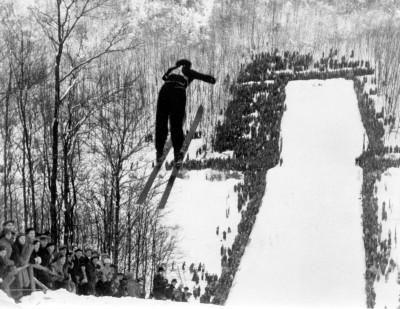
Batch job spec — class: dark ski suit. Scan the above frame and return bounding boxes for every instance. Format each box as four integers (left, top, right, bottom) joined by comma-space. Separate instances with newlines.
155, 67, 216, 156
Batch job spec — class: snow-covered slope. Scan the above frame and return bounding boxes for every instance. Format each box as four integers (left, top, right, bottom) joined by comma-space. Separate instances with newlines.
228, 79, 366, 307
373, 168, 400, 308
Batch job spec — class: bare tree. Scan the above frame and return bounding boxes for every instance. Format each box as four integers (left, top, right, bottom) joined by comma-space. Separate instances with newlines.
32, 0, 137, 244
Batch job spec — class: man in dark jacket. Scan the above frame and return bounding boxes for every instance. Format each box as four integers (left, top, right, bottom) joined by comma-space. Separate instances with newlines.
155, 59, 216, 167
152, 266, 168, 300
79, 248, 92, 295
165, 278, 177, 300
71, 248, 86, 295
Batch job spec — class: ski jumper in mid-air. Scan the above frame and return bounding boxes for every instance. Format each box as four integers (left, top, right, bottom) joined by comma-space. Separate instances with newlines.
155, 59, 216, 167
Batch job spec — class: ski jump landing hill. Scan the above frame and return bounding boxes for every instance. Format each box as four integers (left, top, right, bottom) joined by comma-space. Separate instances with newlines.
228, 79, 366, 307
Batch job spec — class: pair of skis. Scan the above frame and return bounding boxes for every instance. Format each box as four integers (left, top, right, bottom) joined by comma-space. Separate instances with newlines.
136, 105, 204, 209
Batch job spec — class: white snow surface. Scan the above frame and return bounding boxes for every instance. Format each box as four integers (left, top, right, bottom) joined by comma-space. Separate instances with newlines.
228, 79, 366, 308
374, 168, 400, 309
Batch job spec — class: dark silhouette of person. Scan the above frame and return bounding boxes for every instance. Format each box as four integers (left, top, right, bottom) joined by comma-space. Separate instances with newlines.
155, 59, 216, 167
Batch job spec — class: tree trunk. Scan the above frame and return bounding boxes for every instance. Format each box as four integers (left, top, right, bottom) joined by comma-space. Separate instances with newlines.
22, 135, 28, 227
3, 66, 12, 221
127, 211, 131, 272
50, 4, 64, 244
113, 168, 121, 268
63, 137, 72, 245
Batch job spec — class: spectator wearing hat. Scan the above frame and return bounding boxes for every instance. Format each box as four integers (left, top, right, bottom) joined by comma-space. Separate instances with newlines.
182, 286, 192, 302
0, 244, 15, 298
71, 248, 86, 295
165, 278, 177, 300
153, 266, 168, 300
38, 235, 50, 262
42, 242, 55, 267
57, 246, 68, 257
0, 221, 15, 239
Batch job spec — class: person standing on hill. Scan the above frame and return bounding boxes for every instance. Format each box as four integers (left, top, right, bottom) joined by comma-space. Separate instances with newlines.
155, 59, 216, 167
152, 266, 168, 300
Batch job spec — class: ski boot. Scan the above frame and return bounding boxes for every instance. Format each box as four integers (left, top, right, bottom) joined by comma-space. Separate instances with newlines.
155, 152, 164, 167
174, 151, 184, 168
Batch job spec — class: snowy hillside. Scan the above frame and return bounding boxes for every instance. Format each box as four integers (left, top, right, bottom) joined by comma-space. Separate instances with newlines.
228, 79, 366, 307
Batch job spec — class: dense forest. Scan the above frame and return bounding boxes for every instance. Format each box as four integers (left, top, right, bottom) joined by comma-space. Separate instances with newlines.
0, 0, 399, 284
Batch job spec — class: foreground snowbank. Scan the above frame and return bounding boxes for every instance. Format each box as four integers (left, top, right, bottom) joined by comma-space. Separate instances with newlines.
16, 289, 216, 308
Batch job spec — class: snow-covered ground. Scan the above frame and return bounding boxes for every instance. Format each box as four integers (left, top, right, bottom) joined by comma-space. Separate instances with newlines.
228, 79, 366, 308
374, 168, 400, 309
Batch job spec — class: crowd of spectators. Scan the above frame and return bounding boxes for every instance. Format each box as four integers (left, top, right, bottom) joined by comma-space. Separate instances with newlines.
150, 264, 218, 304
237, 49, 373, 83
0, 222, 145, 301
178, 49, 386, 305
353, 76, 400, 307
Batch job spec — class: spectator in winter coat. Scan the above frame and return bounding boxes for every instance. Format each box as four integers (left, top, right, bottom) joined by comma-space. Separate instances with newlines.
63, 252, 75, 293
51, 254, 71, 291
0, 244, 15, 298
38, 236, 51, 266
165, 278, 177, 300
182, 287, 192, 302
79, 248, 92, 295
10, 234, 29, 295
0, 228, 14, 267
29, 240, 41, 265
193, 285, 201, 299
152, 266, 168, 300
22, 228, 36, 288
200, 287, 211, 304
71, 248, 87, 295
11, 234, 27, 265
84, 255, 99, 296
97, 258, 112, 296
35, 239, 55, 289
192, 271, 200, 285
125, 272, 142, 298
171, 283, 184, 301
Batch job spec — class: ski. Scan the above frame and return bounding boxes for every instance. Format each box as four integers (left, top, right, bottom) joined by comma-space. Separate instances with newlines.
136, 138, 172, 205
158, 105, 204, 210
